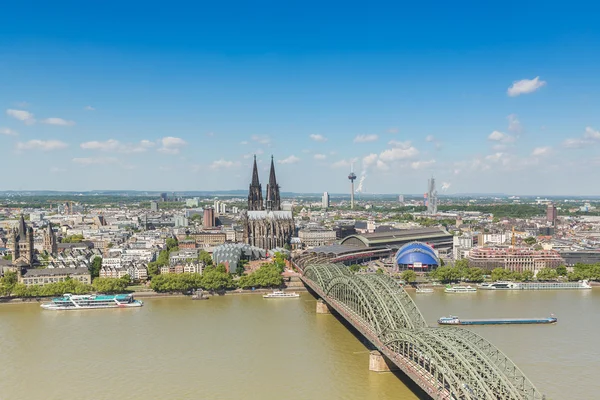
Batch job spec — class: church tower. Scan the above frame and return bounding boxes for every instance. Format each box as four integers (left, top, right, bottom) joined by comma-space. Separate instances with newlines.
11, 215, 34, 266
265, 156, 281, 211
43, 223, 58, 255
247, 155, 264, 211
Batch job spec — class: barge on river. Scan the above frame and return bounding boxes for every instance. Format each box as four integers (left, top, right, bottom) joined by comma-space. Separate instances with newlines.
438, 315, 557, 325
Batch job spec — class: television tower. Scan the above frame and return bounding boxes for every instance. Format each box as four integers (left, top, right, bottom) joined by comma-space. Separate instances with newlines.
348, 163, 357, 209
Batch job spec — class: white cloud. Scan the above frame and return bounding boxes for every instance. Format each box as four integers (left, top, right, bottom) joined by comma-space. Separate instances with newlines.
376, 159, 390, 171
486, 152, 505, 162
210, 159, 242, 170
41, 117, 76, 126
387, 127, 399, 134
441, 182, 451, 191
72, 157, 118, 165
488, 130, 515, 143
0, 127, 18, 136
332, 159, 351, 168
388, 140, 412, 148
354, 134, 378, 143
50, 167, 66, 173
84, 106, 95, 111
584, 127, 600, 140
362, 153, 378, 167
6, 109, 35, 125
532, 147, 551, 157
240, 141, 248, 145
425, 135, 435, 142
379, 145, 419, 162
251, 135, 271, 145
410, 159, 436, 169
313, 153, 327, 160
507, 76, 546, 97
507, 114, 522, 133
81, 139, 154, 153
16, 140, 68, 151
309, 134, 327, 142
278, 155, 300, 164
158, 136, 187, 155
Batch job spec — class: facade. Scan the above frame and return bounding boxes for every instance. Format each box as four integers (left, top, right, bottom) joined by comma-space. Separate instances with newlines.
10, 215, 35, 266
242, 156, 294, 250
559, 251, 600, 266
150, 201, 159, 212
468, 247, 564, 273
395, 242, 440, 272
99, 263, 148, 281
298, 227, 337, 248
192, 231, 227, 247
547, 203, 558, 225
322, 192, 330, 209
425, 177, 438, 214
203, 208, 215, 228
340, 227, 453, 253
20, 267, 91, 286
169, 249, 199, 265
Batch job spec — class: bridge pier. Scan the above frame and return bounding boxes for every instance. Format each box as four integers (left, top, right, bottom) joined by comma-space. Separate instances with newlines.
369, 351, 398, 372
316, 299, 331, 314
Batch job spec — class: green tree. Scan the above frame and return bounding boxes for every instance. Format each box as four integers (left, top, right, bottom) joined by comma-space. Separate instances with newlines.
536, 268, 558, 281
93, 277, 129, 293
521, 270, 534, 281
166, 238, 179, 251
523, 237, 537, 246
376, 268, 384, 275
238, 264, 283, 289
200, 270, 235, 291
147, 262, 161, 278
89, 257, 102, 279
491, 268, 512, 282
2, 254, 11, 261
431, 266, 461, 283
198, 250, 213, 266
401, 270, 417, 283
61, 234, 85, 243
349, 264, 361, 273
0, 271, 18, 296
215, 263, 228, 274
556, 265, 568, 276
465, 267, 484, 283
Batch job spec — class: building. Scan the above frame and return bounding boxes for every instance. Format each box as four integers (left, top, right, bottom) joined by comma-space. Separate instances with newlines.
169, 249, 199, 265
425, 177, 438, 214
559, 251, 600, 266
43, 223, 58, 255
242, 156, 294, 250
468, 247, 563, 273
150, 201, 159, 212
20, 267, 91, 286
547, 203, 558, 226
340, 227, 453, 255
174, 215, 189, 228
394, 242, 440, 272
212, 243, 266, 272
203, 208, 216, 228
10, 215, 35, 266
321, 192, 330, 209
160, 193, 168, 202
298, 227, 337, 248
192, 231, 227, 247
398, 195, 405, 203
186, 198, 199, 208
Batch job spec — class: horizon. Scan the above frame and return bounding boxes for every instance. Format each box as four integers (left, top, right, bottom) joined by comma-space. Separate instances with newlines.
2, 2, 600, 195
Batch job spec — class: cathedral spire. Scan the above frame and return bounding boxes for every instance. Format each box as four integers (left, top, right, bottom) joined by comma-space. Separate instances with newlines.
248, 155, 263, 211
18, 214, 26, 236
266, 155, 281, 211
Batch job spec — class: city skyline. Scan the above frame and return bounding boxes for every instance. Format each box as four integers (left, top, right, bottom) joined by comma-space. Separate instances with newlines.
2, 2, 600, 195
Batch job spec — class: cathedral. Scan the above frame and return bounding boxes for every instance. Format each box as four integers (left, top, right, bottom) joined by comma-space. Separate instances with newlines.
242, 156, 294, 250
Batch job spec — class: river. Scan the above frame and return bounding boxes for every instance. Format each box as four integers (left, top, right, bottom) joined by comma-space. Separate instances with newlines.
0, 289, 596, 400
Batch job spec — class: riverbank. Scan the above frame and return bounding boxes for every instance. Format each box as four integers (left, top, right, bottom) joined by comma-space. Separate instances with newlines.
0, 285, 309, 304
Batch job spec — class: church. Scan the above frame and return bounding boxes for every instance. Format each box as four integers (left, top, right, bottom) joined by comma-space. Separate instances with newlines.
241, 156, 294, 250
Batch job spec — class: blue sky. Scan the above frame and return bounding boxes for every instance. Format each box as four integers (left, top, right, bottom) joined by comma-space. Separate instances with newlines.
2, 1, 600, 195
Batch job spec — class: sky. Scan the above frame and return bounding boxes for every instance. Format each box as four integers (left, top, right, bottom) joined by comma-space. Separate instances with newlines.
2, 1, 600, 195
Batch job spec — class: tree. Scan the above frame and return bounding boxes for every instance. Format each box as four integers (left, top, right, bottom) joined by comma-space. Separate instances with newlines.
491, 268, 512, 282
147, 262, 161, 278
376, 268, 384, 275
61, 234, 85, 243
465, 267, 484, 283
273, 252, 287, 272
93, 277, 129, 293
238, 264, 283, 289
198, 250, 213, 266
431, 266, 461, 283
89, 257, 102, 279
166, 238, 178, 251
401, 270, 417, 283
523, 237, 537, 246
556, 265, 568, 276
0, 271, 18, 296
200, 270, 235, 291
521, 270, 534, 281
215, 263, 228, 274
349, 264, 361, 273
536, 268, 558, 281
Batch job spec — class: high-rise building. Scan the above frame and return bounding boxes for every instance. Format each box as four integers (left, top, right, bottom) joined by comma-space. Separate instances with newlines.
426, 177, 438, 214
242, 155, 294, 249
322, 191, 330, 209
348, 166, 356, 209
547, 203, 558, 226
203, 208, 215, 228
160, 193, 168, 202
398, 195, 405, 203
150, 201, 159, 212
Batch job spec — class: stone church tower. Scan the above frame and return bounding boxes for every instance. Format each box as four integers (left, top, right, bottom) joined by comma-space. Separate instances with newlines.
43, 223, 58, 255
10, 215, 35, 266
248, 155, 264, 211
265, 156, 281, 211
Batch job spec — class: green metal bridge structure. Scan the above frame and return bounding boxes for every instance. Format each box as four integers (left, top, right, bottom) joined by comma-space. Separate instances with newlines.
300, 262, 546, 400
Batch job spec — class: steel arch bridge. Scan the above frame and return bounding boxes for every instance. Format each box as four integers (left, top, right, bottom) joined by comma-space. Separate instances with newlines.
302, 263, 545, 400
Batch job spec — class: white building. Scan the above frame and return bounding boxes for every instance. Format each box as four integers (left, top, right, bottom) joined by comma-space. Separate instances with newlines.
322, 192, 330, 209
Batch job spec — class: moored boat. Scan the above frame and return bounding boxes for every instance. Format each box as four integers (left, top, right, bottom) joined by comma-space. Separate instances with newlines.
41, 293, 143, 310
480, 280, 591, 290
438, 315, 558, 325
416, 287, 434, 293
444, 285, 477, 293
263, 290, 300, 298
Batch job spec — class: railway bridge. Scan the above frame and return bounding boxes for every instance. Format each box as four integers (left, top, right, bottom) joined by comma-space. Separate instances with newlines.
300, 263, 546, 400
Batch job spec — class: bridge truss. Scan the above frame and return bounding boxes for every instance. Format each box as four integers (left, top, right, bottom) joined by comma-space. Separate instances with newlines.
302, 263, 545, 400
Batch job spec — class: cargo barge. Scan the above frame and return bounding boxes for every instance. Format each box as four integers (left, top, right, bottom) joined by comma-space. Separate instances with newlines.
438, 315, 557, 325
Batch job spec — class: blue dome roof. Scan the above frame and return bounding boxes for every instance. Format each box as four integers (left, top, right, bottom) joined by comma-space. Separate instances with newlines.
395, 242, 439, 266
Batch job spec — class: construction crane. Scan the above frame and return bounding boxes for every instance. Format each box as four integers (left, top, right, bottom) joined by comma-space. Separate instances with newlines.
511, 226, 516, 248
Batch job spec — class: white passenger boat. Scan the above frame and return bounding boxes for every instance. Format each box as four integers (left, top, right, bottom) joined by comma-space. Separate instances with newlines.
444, 286, 477, 293
480, 280, 592, 290
41, 293, 143, 310
263, 290, 300, 298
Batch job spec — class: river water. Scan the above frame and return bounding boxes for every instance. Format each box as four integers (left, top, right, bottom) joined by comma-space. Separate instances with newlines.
0, 289, 597, 400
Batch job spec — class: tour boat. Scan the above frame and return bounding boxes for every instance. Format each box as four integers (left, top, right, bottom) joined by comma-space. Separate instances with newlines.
480, 280, 591, 290
416, 287, 434, 293
438, 315, 558, 325
444, 285, 477, 293
41, 293, 143, 310
263, 290, 300, 298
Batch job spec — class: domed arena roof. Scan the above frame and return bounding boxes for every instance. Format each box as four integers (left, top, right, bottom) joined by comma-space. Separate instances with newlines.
395, 242, 439, 266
